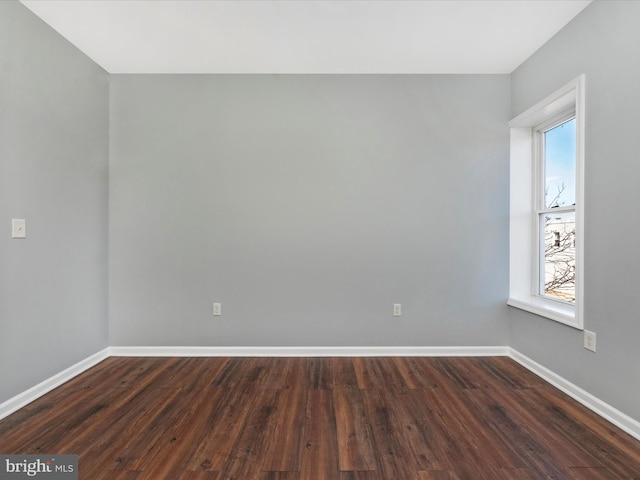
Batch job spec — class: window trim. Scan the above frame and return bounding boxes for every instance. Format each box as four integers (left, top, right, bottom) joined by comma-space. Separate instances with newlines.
508, 75, 585, 330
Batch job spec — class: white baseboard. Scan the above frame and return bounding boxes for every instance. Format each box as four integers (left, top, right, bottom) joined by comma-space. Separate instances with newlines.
0, 348, 110, 421
509, 348, 640, 442
0, 345, 506, 421
2, 345, 639, 443
108, 345, 510, 357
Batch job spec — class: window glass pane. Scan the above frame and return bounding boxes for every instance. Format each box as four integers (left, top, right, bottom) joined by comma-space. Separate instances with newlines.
544, 118, 576, 208
542, 211, 575, 303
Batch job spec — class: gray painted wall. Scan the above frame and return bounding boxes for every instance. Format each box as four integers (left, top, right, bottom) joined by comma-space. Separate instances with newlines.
0, 2, 109, 403
510, 1, 640, 421
109, 74, 511, 346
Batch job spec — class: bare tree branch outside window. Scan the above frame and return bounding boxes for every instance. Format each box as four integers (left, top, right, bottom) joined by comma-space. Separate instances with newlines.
543, 184, 575, 302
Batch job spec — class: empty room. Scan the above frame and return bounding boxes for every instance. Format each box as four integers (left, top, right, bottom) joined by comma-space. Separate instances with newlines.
1, 0, 639, 478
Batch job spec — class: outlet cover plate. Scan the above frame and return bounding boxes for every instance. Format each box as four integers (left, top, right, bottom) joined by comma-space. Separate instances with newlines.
584, 330, 596, 352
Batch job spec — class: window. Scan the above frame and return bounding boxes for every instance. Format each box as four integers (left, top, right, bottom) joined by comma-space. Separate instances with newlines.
537, 115, 576, 303
508, 75, 585, 329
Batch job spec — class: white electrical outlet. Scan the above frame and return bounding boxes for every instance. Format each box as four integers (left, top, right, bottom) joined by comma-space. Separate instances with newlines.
584, 330, 596, 352
393, 304, 402, 316
213, 303, 222, 316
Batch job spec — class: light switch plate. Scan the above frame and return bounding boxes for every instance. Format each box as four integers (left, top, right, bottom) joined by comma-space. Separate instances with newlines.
12, 219, 26, 238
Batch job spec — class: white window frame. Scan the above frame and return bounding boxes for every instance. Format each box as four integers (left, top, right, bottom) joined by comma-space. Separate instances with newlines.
508, 75, 585, 329
535, 111, 576, 302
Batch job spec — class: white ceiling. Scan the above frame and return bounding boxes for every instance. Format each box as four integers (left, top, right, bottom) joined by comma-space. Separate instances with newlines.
20, 0, 592, 74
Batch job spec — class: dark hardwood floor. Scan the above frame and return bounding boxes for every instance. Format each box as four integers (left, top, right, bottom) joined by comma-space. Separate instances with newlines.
1, 356, 639, 480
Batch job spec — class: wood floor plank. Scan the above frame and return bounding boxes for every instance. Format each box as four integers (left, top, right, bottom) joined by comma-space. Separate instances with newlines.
0, 358, 143, 452
493, 468, 546, 480
351, 357, 378, 389
65, 361, 219, 464
538, 382, 640, 465
432, 357, 486, 389
522, 386, 640, 479
306, 357, 334, 390
82, 387, 185, 478
110, 390, 199, 471
471, 357, 535, 389
300, 389, 339, 480
333, 386, 378, 471
360, 387, 417, 479
177, 473, 220, 480
259, 472, 300, 480
388, 389, 452, 471
131, 388, 227, 477
332, 357, 359, 387
399, 357, 441, 389
487, 357, 550, 389
390, 357, 425, 389
158, 357, 230, 391
259, 358, 291, 390
218, 388, 280, 480
417, 471, 462, 480
460, 357, 528, 390
373, 357, 414, 390
422, 385, 528, 471
2, 359, 180, 453
355, 357, 414, 390
210, 357, 258, 390
80, 393, 180, 474
92, 361, 230, 476
261, 376, 307, 472
487, 388, 582, 472
568, 467, 618, 480
183, 387, 257, 471
0, 356, 639, 480
464, 386, 604, 478
156, 386, 228, 474
338, 472, 384, 480
103, 471, 142, 480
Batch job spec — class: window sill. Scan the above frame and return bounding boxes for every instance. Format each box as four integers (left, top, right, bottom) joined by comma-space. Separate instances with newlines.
508, 296, 582, 330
